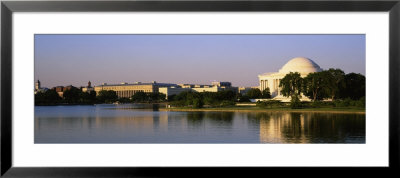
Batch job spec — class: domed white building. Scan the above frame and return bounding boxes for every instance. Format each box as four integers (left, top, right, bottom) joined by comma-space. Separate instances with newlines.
258, 57, 323, 100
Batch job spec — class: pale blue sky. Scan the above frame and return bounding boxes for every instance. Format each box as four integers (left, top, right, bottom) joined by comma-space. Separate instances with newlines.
35, 34, 365, 88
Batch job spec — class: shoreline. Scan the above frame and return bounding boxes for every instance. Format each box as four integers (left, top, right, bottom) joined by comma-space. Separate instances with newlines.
159, 107, 366, 114
35, 102, 168, 106
35, 103, 365, 114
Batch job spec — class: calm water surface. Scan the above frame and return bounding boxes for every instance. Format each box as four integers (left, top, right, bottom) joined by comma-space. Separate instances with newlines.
35, 104, 365, 143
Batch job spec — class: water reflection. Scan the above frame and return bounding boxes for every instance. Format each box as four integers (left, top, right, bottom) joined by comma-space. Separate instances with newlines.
103, 103, 162, 111
246, 112, 365, 143
35, 105, 365, 143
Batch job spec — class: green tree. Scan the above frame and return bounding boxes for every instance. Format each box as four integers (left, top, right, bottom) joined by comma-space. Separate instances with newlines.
338, 73, 365, 100
246, 88, 262, 99
192, 98, 203, 108
131, 91, 148, 102
167, 94, 177, 101
217, 90, 236, 101
303, 72, 325, 101
174, 91, 190, 101
157, 93, 167, 101
238, 94, 250, 102
324, 68, 345, 100
261, 87, 271, 99
131, 92, 166, 103
290, 94, 302, 109
148, 93, 158, 102
63, 87, 82, 103
169, 91, 190, 107
279, 72, 303, 99
35, 91, 46, 104
97, 90, 118, 103
280, 72, 303, 108
185, 92, 203, 108
118, 97, 131, 103
35, 89, 62, 105
202, 92, 218, 106
147, 92, 166, 102
46, 90, 62, 102
79, 91, 97, 104
169, 90, 237, 108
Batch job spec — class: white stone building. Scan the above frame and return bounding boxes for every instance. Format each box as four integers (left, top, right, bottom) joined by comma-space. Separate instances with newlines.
158, 87, 192, 99
258, 57, 323, 101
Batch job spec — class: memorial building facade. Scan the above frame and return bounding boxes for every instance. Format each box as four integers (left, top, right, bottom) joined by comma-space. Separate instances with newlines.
258, 57, 323, 100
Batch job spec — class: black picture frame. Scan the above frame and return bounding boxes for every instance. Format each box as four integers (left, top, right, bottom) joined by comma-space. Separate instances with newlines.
1, 0, 399, 177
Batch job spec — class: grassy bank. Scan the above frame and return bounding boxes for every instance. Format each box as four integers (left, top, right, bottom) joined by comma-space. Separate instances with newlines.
160, 106, 365, 114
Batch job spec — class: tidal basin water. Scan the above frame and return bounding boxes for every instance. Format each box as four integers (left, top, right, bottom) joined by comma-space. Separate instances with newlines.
35, 104, 365, 143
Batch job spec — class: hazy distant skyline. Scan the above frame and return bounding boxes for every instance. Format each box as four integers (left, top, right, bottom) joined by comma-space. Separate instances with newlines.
35, 34, 365, 88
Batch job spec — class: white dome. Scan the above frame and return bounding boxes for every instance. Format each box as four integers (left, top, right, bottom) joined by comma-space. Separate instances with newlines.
278, 57, 322, 74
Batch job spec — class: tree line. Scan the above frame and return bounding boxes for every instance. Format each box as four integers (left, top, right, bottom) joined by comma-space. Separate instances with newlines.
243, 68, 365, 109
279, 68, 365, 101
228, 87, 272, 103
278, 68, 365, 108
35, 68, 364, 108
168, 90, 238, 108
35, 87, 99, 105
35, 87, 166, 105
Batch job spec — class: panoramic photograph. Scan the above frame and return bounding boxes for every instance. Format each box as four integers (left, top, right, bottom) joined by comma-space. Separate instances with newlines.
34, 34, 366, 143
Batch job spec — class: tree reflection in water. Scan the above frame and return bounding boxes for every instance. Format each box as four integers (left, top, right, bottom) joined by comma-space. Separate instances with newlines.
247, 112, 365, 143
35, 105, 365, 143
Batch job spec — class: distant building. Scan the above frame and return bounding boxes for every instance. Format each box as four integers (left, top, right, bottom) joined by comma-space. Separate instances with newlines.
158, 87, 191, 99
35, 80, 41, 90
178, 84, 195, 88
178, 84, 211, 88
238, 87, 252, 95
52, 85, 74, 98
82, 81, 94, 93
211, 81, 232, 87
158, 81, 238, 99
34, 80, 48, 94
191, 86, 224, 93
94, 81, 178, 98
